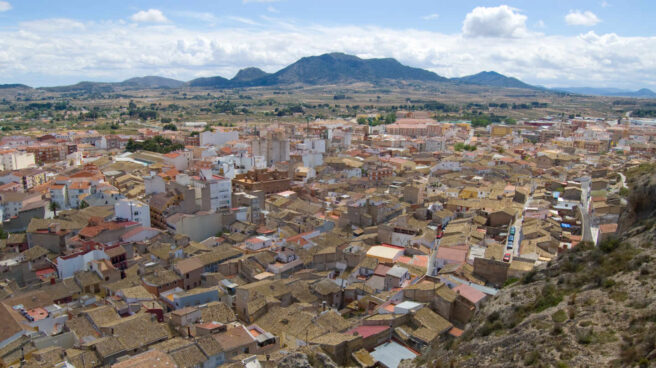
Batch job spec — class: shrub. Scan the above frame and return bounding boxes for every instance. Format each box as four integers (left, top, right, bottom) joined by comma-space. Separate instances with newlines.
503, 277, 519, 287
599, 238, 621, 253
552, 310, 568, 323
533, 284, 563, 313
487, 311, 500, 323
576, 329, 594, 345
524, 351, 540, 366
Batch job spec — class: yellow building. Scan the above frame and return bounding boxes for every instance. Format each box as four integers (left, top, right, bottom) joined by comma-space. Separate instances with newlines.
491, 125, 513, 137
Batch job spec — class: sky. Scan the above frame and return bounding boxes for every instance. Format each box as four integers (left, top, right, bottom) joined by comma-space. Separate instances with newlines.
0, 0, 654, 89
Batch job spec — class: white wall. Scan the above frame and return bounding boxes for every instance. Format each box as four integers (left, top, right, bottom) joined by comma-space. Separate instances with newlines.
56, 249, 108, 279
115, 199, 151, 228
145, 175, 166, 195
200, 131, 239, 147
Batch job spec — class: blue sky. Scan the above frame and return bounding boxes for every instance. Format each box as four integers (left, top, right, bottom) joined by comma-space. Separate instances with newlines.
0, 0, 654, 88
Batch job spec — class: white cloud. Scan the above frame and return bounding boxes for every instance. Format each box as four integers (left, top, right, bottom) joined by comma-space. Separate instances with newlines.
243, 0, 279, 3
19, 18, 86, 32
174, 11, 218, 23
565, 10, 601, 26
462, 5, 528, 38
601, 1, 610, 8
535, 20, 546, 29
227, 16, 258, 26
267, 6, 279, 13
422, 13, 439, 21
131, 9, 168, 23
1, 17, 655, 90
0, 1, 11, 12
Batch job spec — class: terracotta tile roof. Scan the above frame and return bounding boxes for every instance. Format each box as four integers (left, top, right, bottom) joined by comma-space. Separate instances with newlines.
452, 284, 486, 304
213, 325, 254, 352
79, 220, 138, 238
346, 325, 389, 338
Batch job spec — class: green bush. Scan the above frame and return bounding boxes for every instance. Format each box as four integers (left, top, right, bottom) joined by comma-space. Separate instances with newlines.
552, 310, 568, 323
503, 277, 519, 287
599, 238, 621, 253
524, 351, 540, 366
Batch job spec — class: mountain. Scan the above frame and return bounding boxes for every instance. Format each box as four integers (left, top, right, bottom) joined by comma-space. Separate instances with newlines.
120, 76, 185, 89
0, 84, 31, 90
189, 53, 448, 88
188, 75, 232, 88
231, 67, 270, 83
554, 87, 656, 98
40, 81, 115, 93
403, 164, 656, 368
452, 71, 541, 90
259, 52, 448, 85
22, 53, 651, 94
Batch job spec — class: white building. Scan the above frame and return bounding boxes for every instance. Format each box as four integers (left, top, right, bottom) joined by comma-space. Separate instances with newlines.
215, 154, 266, 179
49, 184, 68, 210
194, 172, 232, 211
431, 160, 461, 172
164, 151, 192, 171
245, 236, 273, 251
115, 199, 151, 228
301, 152, 323, 168
0, 192, 42, 220
67, 182, 92, 209
425, 137, 446, 153
184, 121, 207, 128
251, 136, 290, 166
200, 130, 239, 147
55, 248, 109, 279
300, 138, 326, 153
145, 174, 166, 195
0, 150, 35, 171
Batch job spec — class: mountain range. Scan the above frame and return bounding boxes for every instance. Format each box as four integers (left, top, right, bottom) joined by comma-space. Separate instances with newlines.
553, 86, 656, 98
2, 52, 654, 98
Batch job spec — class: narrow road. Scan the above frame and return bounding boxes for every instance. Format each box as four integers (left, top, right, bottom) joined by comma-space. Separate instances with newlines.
580, 179, 594, 244
618, 173, 627, 189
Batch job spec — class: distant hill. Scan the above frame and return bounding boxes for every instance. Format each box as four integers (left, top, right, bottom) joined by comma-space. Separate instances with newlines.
189, 53, 448, 88
40, 81, 115, 93
120, 76, 185, 89
554, 87, 656, 98
18, 52, 649, 95
257, 53, 448, 86
188, 75, 232, 88
0, 84, 31, 90
451, 71, 541, 90
231, 67, 270, 83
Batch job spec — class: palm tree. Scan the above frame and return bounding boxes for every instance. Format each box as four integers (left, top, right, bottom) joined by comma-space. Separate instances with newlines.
49, 201, 60, 217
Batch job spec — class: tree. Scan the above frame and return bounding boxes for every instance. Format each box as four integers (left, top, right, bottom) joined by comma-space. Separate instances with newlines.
49, 201, 60, 217
384, 112, 396, 125
163, 123, 177, 131
126, 138, 138, 152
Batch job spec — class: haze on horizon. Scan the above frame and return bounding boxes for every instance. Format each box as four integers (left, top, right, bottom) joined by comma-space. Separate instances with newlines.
0, 0, 654, 89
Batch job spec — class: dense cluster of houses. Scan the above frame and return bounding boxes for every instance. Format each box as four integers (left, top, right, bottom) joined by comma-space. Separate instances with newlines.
0, 113, 649, 367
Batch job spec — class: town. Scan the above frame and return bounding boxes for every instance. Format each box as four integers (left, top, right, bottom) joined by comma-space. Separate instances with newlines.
0, 106, 650, 368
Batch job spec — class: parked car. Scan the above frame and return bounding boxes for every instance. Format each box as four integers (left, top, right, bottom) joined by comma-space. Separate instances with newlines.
503, 253, 511, 262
